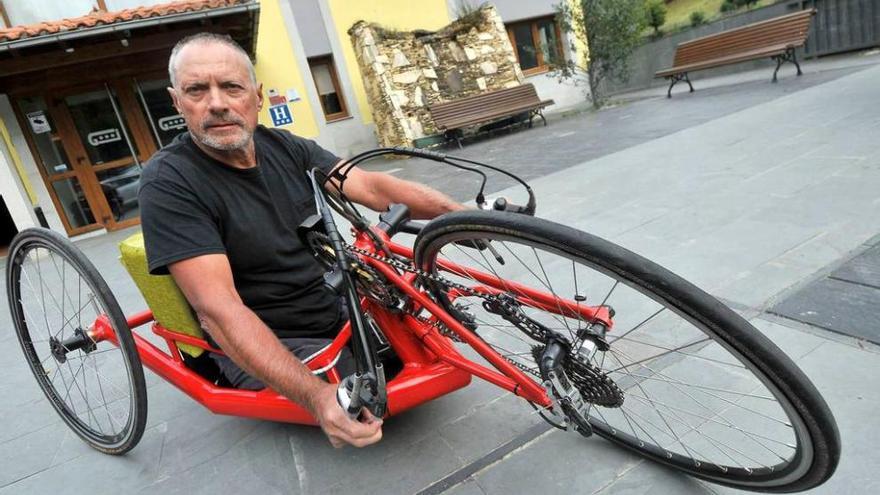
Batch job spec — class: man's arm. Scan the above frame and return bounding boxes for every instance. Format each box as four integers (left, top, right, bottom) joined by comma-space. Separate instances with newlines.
327, 163, 466, 219
168, 253, 382, 448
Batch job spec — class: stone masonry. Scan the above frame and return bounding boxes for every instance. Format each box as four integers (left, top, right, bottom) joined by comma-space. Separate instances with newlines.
349, 5, 525, 148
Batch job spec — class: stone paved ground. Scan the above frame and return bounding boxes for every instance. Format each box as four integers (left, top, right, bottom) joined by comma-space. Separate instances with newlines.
2, 52, 879, 494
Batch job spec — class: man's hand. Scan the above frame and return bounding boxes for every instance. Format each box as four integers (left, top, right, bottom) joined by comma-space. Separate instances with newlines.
311, 383, 383, 448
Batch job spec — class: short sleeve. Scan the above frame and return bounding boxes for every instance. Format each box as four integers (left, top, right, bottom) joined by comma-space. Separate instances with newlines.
139, 179, 226, 275
272, 128, 341, 175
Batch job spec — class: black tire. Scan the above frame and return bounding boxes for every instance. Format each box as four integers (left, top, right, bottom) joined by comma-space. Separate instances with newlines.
6, 228, 147, 454
414, 211, 839, 493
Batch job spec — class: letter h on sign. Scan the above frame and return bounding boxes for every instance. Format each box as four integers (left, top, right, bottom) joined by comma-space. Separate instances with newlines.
269, 104, 293, 127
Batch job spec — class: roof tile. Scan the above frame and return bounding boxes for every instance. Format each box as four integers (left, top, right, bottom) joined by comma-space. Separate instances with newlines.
0, 0, 250, 43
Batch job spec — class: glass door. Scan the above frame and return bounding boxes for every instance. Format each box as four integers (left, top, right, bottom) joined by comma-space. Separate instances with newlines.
17, 81, 158, 234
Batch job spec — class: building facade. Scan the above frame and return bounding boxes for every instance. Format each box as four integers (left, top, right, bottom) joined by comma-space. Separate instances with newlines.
0, 0, 587, 244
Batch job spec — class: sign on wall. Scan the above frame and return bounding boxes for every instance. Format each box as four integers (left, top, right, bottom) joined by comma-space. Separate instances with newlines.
269, 104, 293, 127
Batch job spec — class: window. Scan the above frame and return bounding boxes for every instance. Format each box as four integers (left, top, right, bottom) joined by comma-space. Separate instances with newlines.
308, 55, 349, 122
506, 16, 565, 75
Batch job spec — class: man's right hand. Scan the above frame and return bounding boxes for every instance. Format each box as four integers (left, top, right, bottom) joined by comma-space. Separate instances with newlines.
312, 383, 383, 448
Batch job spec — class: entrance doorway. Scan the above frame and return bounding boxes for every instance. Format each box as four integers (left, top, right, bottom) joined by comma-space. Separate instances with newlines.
14, 77, 186, 236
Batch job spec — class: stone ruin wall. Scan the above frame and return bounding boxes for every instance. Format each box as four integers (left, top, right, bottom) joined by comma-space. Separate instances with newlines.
349, 5, 525, 148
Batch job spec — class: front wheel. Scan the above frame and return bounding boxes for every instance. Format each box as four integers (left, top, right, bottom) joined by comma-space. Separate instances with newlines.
6, 228, 147, 454
414, 211, 839, 493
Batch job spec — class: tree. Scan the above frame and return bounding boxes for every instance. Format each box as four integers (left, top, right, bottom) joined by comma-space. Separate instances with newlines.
554, 0, 647, 109
645, 0, 667, 37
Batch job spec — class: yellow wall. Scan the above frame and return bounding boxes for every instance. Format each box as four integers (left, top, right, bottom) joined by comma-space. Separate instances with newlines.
254, 0, 320, 137
327, 0, 452, 124
566, 0, 591, 68
0, 117, 37, 205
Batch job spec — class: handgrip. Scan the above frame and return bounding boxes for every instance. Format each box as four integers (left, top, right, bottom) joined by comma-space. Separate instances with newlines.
390, 146, 447, 161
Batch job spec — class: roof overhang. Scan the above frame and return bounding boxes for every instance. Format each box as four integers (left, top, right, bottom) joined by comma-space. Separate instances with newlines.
0, 2, 259, 55
0, 1, 260, 94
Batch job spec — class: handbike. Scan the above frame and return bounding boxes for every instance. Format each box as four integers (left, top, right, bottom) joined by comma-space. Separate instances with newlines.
6, 147, 839, 492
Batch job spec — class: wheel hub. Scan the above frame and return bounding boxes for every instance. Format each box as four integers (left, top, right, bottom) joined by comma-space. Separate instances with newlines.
48, 328, 97, 364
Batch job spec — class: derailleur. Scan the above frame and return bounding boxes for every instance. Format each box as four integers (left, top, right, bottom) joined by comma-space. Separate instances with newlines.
539, 340, 593, 437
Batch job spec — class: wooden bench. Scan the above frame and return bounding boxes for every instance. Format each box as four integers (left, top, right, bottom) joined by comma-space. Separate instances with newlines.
655, 9, 816, 98
429, 83, 554, 147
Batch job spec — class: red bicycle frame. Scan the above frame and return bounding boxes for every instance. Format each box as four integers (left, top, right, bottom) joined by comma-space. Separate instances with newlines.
92, 226, 614, 425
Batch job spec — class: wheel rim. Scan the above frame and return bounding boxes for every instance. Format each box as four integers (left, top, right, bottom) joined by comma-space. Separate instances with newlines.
420, 229, 812, 487
9, 240, 138, 449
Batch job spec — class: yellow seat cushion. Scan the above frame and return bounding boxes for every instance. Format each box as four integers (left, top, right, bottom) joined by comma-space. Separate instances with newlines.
119, 232, 205, 357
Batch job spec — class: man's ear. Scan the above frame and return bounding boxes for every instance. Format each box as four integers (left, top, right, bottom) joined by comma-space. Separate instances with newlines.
167, 87, 181, 113
256, 82, 264, 111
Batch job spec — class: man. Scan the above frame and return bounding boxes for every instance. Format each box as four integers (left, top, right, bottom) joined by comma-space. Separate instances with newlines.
139, 33, 464, 448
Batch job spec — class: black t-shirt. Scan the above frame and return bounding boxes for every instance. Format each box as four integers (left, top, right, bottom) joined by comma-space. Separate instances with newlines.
139, 125, 344, 339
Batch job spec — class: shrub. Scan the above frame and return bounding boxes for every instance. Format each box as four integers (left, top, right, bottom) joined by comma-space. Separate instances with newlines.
736, 0, 760, 8
645, 0, 667, 37
690, 10, 707, 27
720, 0, 737, 13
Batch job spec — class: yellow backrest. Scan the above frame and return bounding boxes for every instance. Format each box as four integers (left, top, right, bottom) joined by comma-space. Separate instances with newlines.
118, 232, 205, 357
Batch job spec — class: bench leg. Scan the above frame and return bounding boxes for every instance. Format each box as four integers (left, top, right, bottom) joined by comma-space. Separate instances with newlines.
772, 56, 783, 83
773, 49, 801, 83
444, 130, 463, 149
667, 73, 693, 98
534, 109, 548, 127
792, 49, 803, 76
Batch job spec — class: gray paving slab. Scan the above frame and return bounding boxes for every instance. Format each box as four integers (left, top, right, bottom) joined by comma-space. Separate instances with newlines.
831, 245, 880, 289
3, 56, 880, 494
770, 278, 880, 343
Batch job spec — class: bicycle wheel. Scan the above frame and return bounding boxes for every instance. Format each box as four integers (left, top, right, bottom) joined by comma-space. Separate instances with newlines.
414, 211, 839, 493
6, 228, 147, 454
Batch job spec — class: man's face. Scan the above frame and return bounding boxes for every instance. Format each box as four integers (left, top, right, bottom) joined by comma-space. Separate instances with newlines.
169, 42, 263, 152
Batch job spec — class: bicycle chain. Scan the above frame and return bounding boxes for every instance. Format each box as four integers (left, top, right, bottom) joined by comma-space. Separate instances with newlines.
331, 238, 623, 407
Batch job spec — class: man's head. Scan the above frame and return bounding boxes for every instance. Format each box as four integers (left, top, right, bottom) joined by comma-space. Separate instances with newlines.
167, 33, 263, 154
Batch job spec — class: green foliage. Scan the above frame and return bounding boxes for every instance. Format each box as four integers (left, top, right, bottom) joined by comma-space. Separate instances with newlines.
645, 0, 668, 36
555, 0, 647, 108
689, 10, 707, 26
720, 0, 759, 13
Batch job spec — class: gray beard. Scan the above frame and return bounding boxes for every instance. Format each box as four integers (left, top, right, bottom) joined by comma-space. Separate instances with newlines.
191, 129, 252, 152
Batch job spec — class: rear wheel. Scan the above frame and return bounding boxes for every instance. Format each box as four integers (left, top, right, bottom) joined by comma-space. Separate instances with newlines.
6, 228, 147, 454
414, 211, 839, 493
